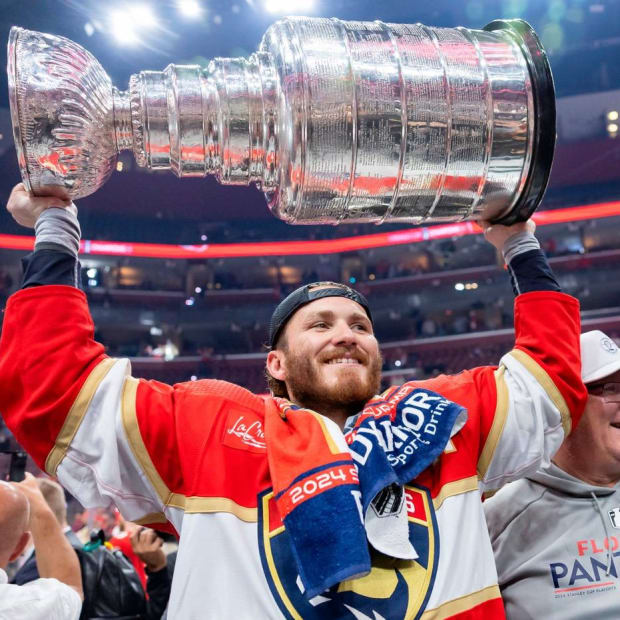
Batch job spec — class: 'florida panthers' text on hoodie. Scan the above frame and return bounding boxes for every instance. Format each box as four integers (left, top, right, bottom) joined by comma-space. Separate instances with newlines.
484, 463, 620, 619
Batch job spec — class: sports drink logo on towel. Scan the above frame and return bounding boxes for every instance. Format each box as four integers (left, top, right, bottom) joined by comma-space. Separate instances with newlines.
347, 385, 461, 470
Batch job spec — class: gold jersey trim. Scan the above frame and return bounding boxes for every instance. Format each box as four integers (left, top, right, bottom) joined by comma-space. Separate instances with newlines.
421, 584, 501, 619
509, 348, 571, 436
477, 366, 509, 480
45, 357, 117, 475
432, 476, 479, 511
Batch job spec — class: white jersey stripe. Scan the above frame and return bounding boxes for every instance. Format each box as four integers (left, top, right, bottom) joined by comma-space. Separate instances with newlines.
424, 488, 499, 611
56, 358, 166, 523
508, 349, 570, 434
45, 357, 117, 475
479, 350, 566, 491
169, 512, 282, 619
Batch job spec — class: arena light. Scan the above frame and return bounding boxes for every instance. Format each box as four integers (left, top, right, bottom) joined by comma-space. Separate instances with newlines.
607, 110, 619, 122
608, 122, 619, 138
108, 5, 158, 46
109, 10, 140, 45
455, 283, 465, 291
177, 0, 203, 18
129, 4, 158, 28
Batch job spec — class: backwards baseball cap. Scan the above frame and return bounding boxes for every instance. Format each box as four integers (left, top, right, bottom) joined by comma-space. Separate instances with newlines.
269, 281, 372, 349
581, 330, 620, 384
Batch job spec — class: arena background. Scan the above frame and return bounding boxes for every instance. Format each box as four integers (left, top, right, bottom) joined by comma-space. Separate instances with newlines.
0, 0, 619, 483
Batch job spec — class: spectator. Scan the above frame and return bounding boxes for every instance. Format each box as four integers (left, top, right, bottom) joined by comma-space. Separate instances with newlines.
0, 473, 83, 619
484, 330, 620, 619
12, 478, 82, 586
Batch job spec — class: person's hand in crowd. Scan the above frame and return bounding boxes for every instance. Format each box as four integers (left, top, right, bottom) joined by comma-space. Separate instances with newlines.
130, 527, 167, 573
6, 182, 75, 229
478, 218, 536, 253
11, 472, 54, 523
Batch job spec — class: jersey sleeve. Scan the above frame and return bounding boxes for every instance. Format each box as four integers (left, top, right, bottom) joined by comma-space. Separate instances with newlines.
422, 291, 587, 491
0, 285, 186, 533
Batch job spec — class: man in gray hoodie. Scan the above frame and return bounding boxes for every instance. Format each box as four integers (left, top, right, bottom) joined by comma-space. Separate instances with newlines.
484, 329, 620, 619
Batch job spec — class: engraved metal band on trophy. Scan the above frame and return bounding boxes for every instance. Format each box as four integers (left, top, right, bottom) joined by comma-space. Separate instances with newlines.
7, 17, 555, 225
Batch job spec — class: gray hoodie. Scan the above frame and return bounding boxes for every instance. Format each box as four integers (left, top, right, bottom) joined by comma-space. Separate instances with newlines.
484, 463, 620, 619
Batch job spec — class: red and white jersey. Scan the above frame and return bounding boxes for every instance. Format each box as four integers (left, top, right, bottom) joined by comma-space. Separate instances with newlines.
0, 286, 586, 619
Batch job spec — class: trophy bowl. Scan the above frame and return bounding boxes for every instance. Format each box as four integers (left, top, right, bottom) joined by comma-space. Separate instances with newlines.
8, 27, 119, 200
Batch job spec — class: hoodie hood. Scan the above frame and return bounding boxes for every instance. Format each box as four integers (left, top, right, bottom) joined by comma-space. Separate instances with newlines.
528, 462, 619, 498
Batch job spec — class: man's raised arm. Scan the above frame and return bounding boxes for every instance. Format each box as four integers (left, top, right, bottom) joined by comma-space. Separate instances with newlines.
0, 184, 185, 534
418, 218, 587, 491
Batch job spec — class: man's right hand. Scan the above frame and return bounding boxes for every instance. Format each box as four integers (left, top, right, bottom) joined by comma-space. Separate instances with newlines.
7, 183, 74, 229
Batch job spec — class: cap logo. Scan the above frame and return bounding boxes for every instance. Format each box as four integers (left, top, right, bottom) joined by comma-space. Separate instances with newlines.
601, 337, 618, 355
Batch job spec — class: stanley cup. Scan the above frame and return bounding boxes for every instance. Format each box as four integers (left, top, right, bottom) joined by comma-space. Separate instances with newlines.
7, 17, 555, 225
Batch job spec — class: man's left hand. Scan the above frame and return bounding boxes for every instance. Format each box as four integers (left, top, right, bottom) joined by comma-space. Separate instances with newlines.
478, 218, 536, 253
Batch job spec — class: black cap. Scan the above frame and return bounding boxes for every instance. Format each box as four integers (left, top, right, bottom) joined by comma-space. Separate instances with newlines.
269, 281, 372, 348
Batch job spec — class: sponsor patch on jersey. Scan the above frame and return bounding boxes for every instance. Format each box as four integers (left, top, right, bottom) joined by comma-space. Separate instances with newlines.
609, 508, 620, 529
222, 410, 266, 453
257, 483, 439, 619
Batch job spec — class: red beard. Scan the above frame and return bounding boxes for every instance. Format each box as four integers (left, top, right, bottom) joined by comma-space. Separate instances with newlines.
283, 347, 382, 417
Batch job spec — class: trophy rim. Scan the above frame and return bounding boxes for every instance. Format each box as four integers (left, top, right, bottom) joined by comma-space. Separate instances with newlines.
7, 26, 32, 193
483, 18, 556, 225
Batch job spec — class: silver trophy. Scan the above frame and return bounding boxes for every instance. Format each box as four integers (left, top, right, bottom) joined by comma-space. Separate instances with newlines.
7, 17, 555, 225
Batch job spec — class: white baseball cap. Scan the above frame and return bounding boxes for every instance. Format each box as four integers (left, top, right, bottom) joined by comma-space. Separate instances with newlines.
580, 330, 620, 384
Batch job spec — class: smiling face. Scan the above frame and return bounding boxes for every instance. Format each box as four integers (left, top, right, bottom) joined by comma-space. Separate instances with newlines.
266, 296, 382, 422
555, 369, 620, 486
581, 369, 620, 465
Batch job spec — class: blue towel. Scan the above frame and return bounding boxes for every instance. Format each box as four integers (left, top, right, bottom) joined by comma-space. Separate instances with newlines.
265, 384, 467, 599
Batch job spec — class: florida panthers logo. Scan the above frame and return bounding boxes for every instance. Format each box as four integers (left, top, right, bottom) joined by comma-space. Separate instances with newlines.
257, 484, 439, 619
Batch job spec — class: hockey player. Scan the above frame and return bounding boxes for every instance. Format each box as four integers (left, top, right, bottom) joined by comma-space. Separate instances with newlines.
0, 183, 586, 619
